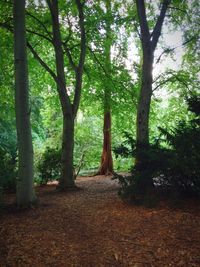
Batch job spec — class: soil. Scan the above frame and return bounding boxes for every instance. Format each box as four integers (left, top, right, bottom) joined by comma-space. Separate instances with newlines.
0, 175, 200, 267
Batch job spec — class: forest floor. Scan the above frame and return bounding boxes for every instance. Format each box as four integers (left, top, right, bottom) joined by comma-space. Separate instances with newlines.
0, 175, 200, 267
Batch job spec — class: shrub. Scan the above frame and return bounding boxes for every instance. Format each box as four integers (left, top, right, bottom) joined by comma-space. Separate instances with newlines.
37, 147, 61, 185
113, 94, 200, 200
0, 147, 17, 192
157, 121, 200, 195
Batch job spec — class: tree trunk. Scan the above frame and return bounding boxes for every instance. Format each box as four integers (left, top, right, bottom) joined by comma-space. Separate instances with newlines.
47, 0, 76, 189
135, 0, 170, 164
98, 0, 113, 175
45, 0, 86, 189
58, 116, 75, 189
135, 0, 170, 194
135, 48, 154, 192
98, 111, 113, 175
13, 0, 36, 207
136, 48, 153, 164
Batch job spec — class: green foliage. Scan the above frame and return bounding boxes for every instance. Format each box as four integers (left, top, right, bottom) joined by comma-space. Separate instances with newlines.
0, 0, 199, 204
156, 95, 200, 194
74, 115, 102, 173
0, 147, 17, 192
37, 147, 61, 185
113, 131, 136, 158
114, 95, 200, 200
157, 121, 200, 195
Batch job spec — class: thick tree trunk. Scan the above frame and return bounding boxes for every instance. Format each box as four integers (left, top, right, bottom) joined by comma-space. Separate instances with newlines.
13, 0, 36, 207
135, 0, 170, 195
135, 0, 170, 163
98, 111, 113, 175
58, 116, 75, 189
135, 48, 154, 192
136, 49, 153, 163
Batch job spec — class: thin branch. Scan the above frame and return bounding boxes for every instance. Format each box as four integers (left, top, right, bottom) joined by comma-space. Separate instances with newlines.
168, 6, 187, 14
27, 42, 57, 82
87, 46, 108, 77
26, 29, 53, 43
153, 74, 190, 92
62, 43, 77, 72
26, 11, 52, 39
0, 22, 56, 80
155, 35, 197, 64
153, 77, 174, 92
174, 75, 190, 90
63, 14, 73, 44
0, 21, 13, 32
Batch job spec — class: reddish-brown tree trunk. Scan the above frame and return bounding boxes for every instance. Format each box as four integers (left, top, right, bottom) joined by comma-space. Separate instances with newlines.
98, 111, 113, 175
97, 0, 113, 175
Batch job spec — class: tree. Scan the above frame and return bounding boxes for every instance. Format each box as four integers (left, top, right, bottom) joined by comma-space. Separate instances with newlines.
134, 0, 170, 187
85, 1, 135, 175
28, 0, 86, 190
13, 0, 36, 207
98, 0, 113, 175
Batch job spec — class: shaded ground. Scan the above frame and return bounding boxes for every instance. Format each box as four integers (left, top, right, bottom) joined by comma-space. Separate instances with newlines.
0, 175, 200, 267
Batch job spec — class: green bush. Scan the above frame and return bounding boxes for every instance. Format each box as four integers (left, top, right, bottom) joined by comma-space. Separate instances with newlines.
0, 147, 17, 192
37, 147, 61, 185
113, 95, 200, 200
157, 121, 200, 195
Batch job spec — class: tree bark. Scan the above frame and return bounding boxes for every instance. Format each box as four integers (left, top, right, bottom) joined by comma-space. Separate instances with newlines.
59, 116, 75, 188
136, 47, 153, 154
98, 0, 113, 175
13, 0, 36, 207
99, 111, 113, 175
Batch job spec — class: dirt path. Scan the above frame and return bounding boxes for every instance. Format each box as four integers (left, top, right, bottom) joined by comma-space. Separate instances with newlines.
0, 175, 200, 267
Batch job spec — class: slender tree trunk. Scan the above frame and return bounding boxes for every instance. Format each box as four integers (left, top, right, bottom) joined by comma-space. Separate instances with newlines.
99, 111, 113, 175
98, 0, 113, 175
13, 0, 36, 207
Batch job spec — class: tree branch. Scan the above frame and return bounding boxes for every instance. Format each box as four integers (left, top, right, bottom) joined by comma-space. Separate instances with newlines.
153, 73, 190, 92
151, 0, 171, 51
27, 41, 57, 82
62, 43, 77, 72
155, 35, 197, 64
73, 0, 87, 117
135, 0, 150, 44
26, 11, 52, 39
0, 21, 13, 32
26, 29, 53, 43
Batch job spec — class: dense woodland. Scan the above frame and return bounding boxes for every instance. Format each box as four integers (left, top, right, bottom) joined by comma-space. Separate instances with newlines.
0, 0, 200, 266
0, 0, 200, 206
